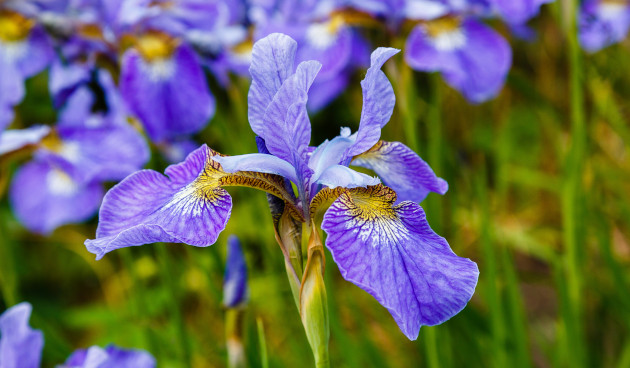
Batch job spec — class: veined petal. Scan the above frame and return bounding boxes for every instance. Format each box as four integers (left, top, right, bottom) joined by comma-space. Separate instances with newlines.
352, 141, 447, 203
344, 47, 399, 159
315, 164, 380, 189
248, 33, 297, 137
321, 185, 478, 340
85, 145, 232, 260
262, 59, 321, 168
85, 145, 300, 260
0, 303, 44, 368
213, 153, 299, 185
9, 160, 104, 235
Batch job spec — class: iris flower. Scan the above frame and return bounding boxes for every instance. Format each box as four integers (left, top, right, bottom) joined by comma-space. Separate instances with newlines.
223, 235, 249, 308
0, 302, 155, 368
579, 0, 630, 52
86, 33, 478, 340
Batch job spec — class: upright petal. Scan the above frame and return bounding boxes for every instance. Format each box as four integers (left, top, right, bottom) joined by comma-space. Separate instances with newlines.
261, 60, 321, 167
0, 302, 44, 368
352, 141, 448, 203
344, 47, 399, 159
120, 44, 215, 141
85, 145, 232, 260
248, 33, 297, 137
223, 235, 249, 308
321, 185, 478, 340
9, 160, 104, 234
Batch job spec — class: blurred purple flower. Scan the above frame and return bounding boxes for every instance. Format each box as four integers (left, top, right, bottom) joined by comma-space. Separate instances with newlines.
85, 33, 477, 340
223, 235, 249, 308
0, 302, 155, 368
405, 17, 511, 103
579, 0, 630, 52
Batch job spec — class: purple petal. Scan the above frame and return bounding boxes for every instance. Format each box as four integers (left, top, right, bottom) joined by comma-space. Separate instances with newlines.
307, 72, 349, 112
14, 26, 54, 78
120, 44, 215, 141
248, 33, 297, 137
493, 0, 552, 25
0, 302, 44, 368
344, 47, 399, 159
579, 1, 630, 52
223, 235, 249, 308
85, 145, 232, 260
261, 59, 321, 167
299, 25, 353, 80
0, 55, 24, 128
321, 186, 479, 340
9, 160, 104, 234
352, 141, 448, 203
65, 345, 156, 368
0, 125, 50, 155
212, 153, 299, 184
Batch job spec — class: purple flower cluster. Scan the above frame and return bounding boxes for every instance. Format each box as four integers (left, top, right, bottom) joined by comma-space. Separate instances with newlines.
86, 33, 479, 340
0, 302, 155, 368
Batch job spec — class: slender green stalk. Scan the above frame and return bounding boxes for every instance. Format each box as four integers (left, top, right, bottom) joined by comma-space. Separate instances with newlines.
256, 317, 269, 368
0, 208, 19, 306
398, 63, 420, 152
560, 0, 587, 365
225, 308, 247, 368
156, 244, 192, 367
476, 170, 508, 368
422, 327, 440, 368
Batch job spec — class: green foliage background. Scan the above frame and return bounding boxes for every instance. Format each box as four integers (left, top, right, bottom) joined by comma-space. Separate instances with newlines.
1, 3, 629, 367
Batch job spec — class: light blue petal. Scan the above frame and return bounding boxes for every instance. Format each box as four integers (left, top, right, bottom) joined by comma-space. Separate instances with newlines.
315, 164, 380, 189
212, 153, 299, 184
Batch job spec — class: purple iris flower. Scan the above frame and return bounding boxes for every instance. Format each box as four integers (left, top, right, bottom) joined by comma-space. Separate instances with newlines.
0, 302, 155, 368
405, 16, 511, 103
223, 235, 249, 308
0, 8, 53, 129
61, 344, 156, 368
579, 0, 630, 52
86, 33, 478, 340
0, 302, 44, 368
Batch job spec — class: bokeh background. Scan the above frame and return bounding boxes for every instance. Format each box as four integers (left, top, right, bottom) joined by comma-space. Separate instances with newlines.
1, 1, 629, 367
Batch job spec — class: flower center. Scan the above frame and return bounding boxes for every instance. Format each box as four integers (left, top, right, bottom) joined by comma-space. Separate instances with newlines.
306, 14, 345, 50
0, 10, 34, 43
47, 168, 78, 196
425, 17, 466, 51
135, 31, 178, 62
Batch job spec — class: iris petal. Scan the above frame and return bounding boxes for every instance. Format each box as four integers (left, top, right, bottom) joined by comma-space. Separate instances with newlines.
315, 164, 380, 189
352, 141, 447, 203
321, 185, 478, 340
0, 303, 44, 368
248, 33, 297, 137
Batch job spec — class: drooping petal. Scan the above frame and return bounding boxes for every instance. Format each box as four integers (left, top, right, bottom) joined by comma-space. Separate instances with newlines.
120, 44, 215, 141
9, 160, 104, 234
492, 0, 552, 25
344, 47, 399, 159
0, 125, 50, 155
579, 1, 630, 53
352, 141, 447, 203
64, 345, 156, 368
321, 185, 479, 340
223, 235, 249, 308
0, 55, 24, 130
261, 59, 321, 167
85, 145, 232, 260
13, 26, 54, 78
213, 153, 299, 185
0, 302, 44, 368
85, 145, 299, 259
248, 33, 297, 137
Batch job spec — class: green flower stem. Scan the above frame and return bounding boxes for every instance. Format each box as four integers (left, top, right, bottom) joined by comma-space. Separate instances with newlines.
156, 244, 193, 367
225, 308, 247, 368
0, 208, 19, 306
560, 0, 587, 365
256, 317, 269, 368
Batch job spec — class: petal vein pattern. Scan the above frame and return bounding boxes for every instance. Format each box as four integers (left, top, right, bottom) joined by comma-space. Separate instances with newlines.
85, 145, 299, 259
321, 185, 478, 339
